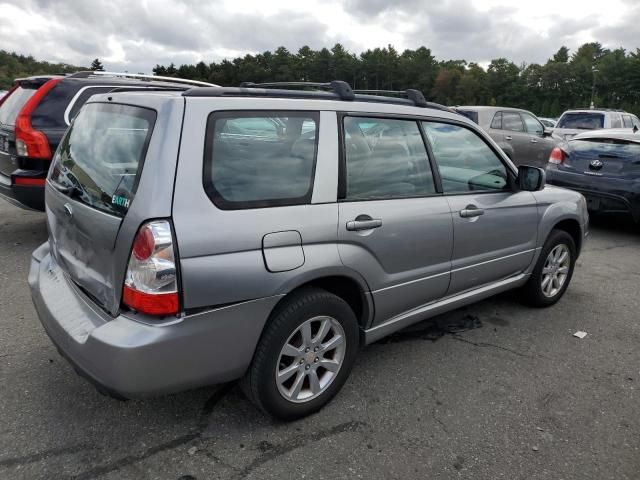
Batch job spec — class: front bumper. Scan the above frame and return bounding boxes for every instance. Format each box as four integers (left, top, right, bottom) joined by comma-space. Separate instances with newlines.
546, 168, 640, 223
29, 242, 280, 398
0, 172, 45, 211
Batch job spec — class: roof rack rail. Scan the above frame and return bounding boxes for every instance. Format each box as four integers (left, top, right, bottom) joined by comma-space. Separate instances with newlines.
106, 86, 189, 93
67, 71, 219, 88
239, 81, 355, 100
353, 89, 430, 108
184, 81, 454, 113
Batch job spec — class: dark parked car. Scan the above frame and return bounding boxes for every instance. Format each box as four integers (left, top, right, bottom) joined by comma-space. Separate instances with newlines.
455, 106, 557, 168
546, 129, 640, 223
0, 72, 216, 210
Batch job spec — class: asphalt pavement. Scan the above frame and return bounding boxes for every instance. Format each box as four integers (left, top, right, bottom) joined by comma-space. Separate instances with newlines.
1, 198, 639, 480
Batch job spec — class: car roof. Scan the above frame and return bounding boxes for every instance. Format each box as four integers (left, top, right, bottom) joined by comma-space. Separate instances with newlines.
90, 88, 470, 123
572, 128, 640, 143
456, 106, 530, 113
560, 109, 628, 115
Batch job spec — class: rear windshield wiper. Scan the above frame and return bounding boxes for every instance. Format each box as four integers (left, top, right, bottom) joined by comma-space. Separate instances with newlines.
50, 180, 82, 198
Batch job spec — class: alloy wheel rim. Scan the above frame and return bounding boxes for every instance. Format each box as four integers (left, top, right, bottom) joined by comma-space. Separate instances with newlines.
275, 316, 346, 403
541, 244, 570, 298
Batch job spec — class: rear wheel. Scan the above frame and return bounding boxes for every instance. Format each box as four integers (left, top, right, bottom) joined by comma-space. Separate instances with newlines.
521, 229, 576, 307
242, 288, 359, 420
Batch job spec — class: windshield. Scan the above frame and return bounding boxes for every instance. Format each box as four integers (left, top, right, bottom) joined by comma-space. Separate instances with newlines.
0, 86, 37, 126
557, 113, 604, 130
49, 103, 156, 217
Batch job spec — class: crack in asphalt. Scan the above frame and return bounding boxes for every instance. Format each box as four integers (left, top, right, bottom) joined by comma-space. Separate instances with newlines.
451, 334, 535, 359
70, 433, 201, 480
0, 384, 234, 479
233, 420, 369, 479
69, 384, 235, 480
424, 385, 449, 434
0, 444, 91, 468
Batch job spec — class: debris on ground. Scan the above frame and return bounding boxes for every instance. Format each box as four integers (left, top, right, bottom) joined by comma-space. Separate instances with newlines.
573, 331, 588, 339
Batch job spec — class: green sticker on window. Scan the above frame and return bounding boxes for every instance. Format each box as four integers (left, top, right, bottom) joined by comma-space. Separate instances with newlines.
112, 195, 130, 208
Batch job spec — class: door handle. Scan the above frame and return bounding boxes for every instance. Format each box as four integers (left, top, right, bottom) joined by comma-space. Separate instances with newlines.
459, 205, 485, 218
346, 216, 382, 231
505, 135, 512, 141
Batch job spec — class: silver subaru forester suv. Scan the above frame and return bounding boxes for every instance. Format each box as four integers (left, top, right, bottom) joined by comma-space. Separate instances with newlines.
29, 82, 588, 420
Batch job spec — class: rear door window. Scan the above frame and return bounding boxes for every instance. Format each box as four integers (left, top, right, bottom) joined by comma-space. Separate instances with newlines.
502, 112, 524, 132
204, 111, 319, 209
0, 86, 37, 126
557, 113, 604, 129
610, 114, 622, 128
342, 116, 436, 200
49, 103, 156, 216
622, 115, 633, 128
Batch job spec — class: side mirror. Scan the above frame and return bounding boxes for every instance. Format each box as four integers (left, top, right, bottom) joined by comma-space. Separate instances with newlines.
518, 165, 546, 191
543, 128, 553, 137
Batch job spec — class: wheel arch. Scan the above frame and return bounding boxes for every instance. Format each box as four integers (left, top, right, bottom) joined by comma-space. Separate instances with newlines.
552, 218, 583, 255
270, 272, 374, 332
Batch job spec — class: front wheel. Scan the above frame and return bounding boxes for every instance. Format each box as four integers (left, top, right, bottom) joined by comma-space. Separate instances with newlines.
242, 288, 359, 420
521, 229, 576, 307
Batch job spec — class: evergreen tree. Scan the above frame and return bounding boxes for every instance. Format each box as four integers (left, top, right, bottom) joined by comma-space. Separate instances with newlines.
90, 58, 104, 71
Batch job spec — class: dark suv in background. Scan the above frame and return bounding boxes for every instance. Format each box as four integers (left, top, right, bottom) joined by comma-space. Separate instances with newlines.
0, 72, 216, 210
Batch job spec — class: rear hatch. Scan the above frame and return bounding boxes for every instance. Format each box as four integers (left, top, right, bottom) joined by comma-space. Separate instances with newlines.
0, 79, 49, 177
562, 137, 640, 179
46, 101, 157, 314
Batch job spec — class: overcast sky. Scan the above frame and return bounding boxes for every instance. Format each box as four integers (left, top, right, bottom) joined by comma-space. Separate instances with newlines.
1, 0, 638, 73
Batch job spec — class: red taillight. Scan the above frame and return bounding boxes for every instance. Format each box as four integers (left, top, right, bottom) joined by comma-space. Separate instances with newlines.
123, 220, 179, 316
12, 176, 46, 187
15, 78, 62, 159
548, 147, 565, 165
122, 286, 179, 316
132, 225, 155, 261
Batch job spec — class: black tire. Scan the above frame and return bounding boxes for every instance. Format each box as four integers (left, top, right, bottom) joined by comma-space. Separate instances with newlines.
521, 229, 576, 307
241, 287, 359, 420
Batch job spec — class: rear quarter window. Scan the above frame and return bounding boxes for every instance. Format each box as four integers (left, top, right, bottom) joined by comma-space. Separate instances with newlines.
49, 103, 156, 217
204, 111, 319, 209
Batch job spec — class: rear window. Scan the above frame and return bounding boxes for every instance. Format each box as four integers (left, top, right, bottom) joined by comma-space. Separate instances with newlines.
49, 103, 156, 217
455, 109, 478, 124
0, 86, 37, 126
204, 111, 319, 209
571, 138, 640, 156
557, 113, 604, 130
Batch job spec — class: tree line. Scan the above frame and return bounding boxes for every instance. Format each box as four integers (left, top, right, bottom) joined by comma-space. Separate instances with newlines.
0, 50, 84, 90
153, 43, 640, 117
3, 43, 639, 117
